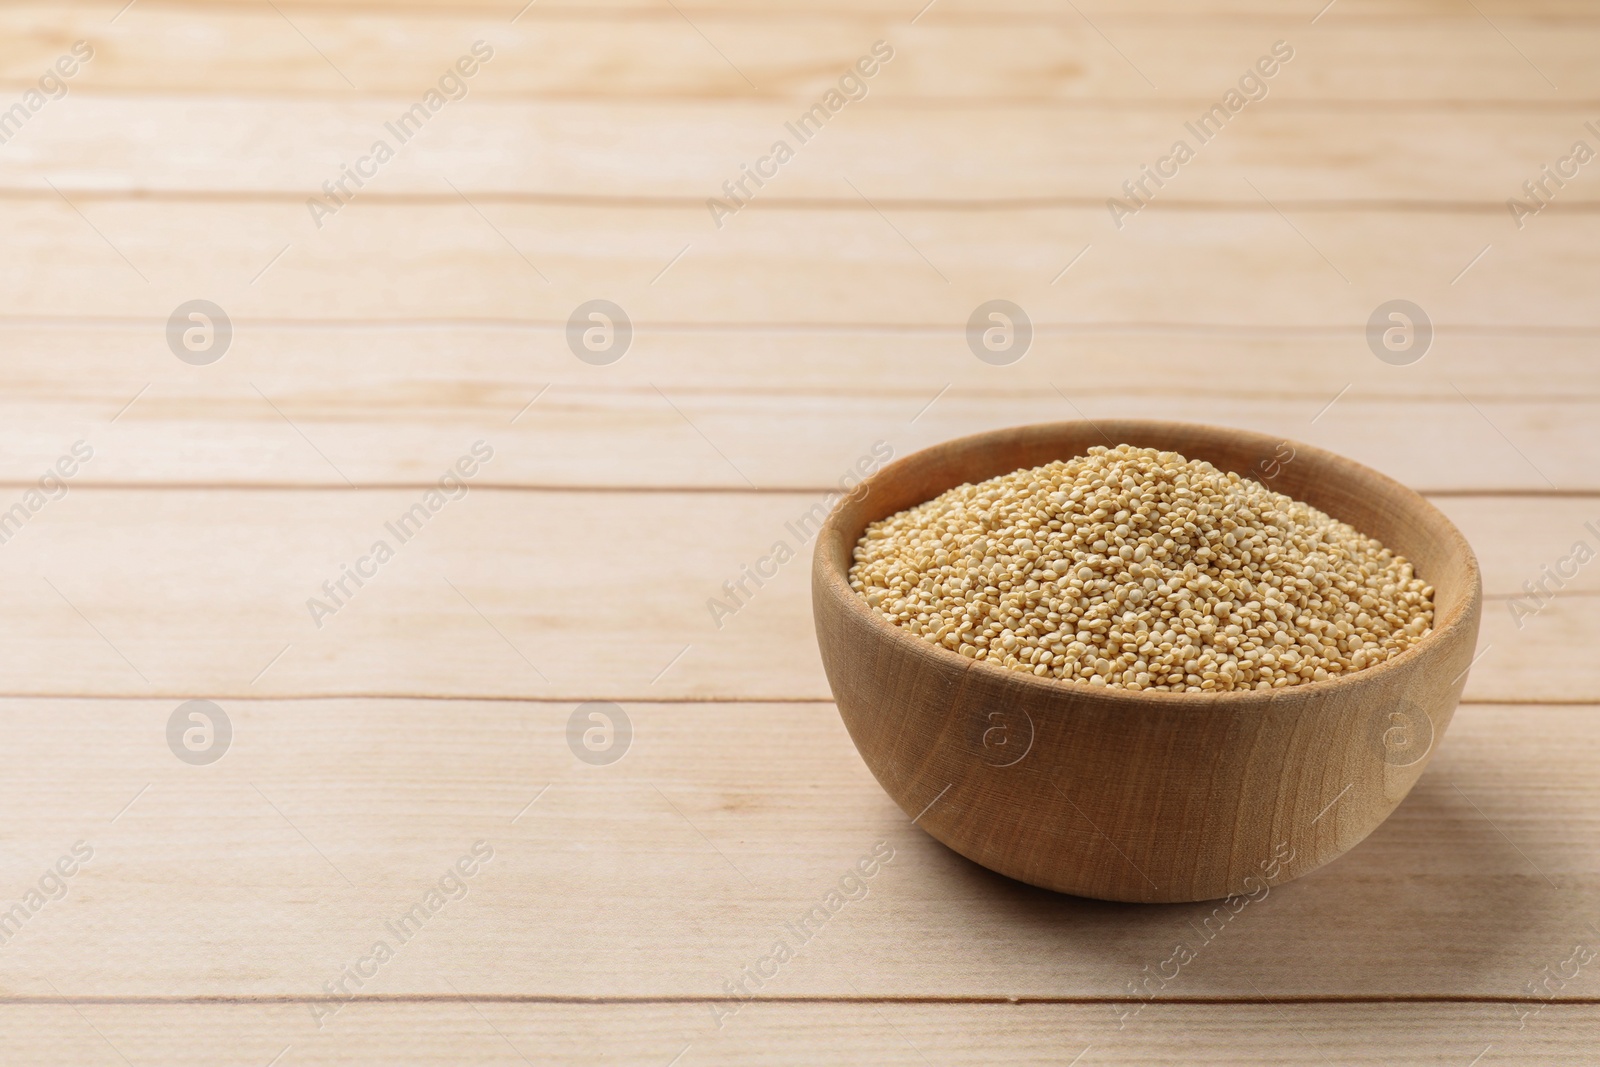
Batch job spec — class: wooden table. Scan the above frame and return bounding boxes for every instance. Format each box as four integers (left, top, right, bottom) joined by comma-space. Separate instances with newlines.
2, 0, 1596, 1062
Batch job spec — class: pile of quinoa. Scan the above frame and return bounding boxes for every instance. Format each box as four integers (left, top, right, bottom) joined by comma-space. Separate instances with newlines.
849, 444, 1435, 692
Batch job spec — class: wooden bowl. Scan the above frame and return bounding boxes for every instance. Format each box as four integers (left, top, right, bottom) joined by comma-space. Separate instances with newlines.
812, 421, 1482, 903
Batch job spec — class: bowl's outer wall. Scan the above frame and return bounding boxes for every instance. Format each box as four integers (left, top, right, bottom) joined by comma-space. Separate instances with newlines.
813, 421, 1483, 903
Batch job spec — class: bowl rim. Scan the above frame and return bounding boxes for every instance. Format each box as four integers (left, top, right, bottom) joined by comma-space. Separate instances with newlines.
814, 419, 1484, 710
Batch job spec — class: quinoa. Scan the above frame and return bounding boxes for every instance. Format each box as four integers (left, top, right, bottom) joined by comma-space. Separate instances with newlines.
848, 444, 1435, 692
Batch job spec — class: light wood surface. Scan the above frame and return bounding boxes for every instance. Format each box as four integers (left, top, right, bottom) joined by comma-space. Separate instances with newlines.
3, 0, 1597, 1061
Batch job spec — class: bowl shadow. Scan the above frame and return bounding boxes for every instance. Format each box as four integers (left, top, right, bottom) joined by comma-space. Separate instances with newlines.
896, 758, 1556, 1001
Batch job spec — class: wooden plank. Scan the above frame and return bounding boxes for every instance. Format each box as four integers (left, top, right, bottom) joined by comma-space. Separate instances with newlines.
12, 371, 1600, 492
5, 8, 1599, 102
0, 323, 1593, 414
1443, 496, 1600, 600
0, 701, 1595, 999
2, 1001, 1596, 1066
2, 201, 1595, 328
0, 488, 1588, 700
16, 99, 1600, 202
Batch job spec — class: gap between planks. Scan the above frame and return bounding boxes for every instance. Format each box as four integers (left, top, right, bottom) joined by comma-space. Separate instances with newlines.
25, 97, 1600, 113
4, 190, 1600, 213
5, 993, 1599, 1006
0, 483, 1593, 497
5, 317, 1600, 338
34, 0, 1600, 23
0, 694, 1586, 706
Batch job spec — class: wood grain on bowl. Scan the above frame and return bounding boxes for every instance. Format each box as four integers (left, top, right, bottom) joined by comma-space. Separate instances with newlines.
812, 421, 1483, 903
